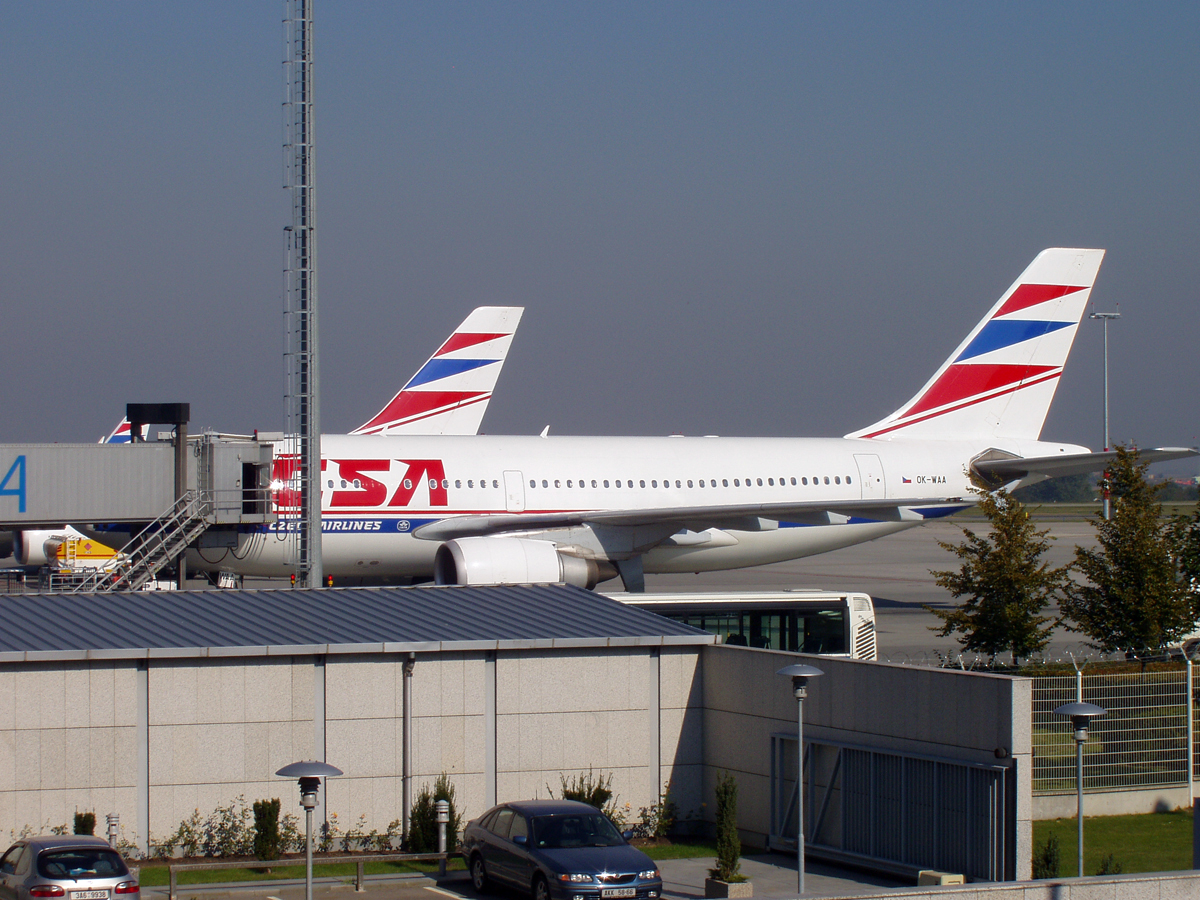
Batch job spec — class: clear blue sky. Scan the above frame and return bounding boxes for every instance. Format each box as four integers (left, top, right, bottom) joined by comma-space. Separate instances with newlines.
2, 3, 1196, 469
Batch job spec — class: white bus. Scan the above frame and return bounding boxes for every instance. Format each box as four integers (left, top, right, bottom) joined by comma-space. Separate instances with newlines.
609, 590, 877, 660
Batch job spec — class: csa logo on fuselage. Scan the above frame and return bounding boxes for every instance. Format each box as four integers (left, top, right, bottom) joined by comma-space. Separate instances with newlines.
272, 457, 448, 510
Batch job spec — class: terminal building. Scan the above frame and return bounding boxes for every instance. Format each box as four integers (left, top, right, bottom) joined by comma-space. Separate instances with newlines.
0, 582, 1031, 882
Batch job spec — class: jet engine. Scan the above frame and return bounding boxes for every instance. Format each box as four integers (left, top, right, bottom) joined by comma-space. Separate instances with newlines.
12, 529, 70, 567
433, 537, 614, 589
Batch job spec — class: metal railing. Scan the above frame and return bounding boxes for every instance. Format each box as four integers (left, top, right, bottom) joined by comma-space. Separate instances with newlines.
1030, 666, 1192, 794
166, 851, 456, 900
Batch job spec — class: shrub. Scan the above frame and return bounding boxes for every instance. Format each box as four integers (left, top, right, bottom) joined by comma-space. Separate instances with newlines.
636, 784, 676, 839
709, 772, 742, 882
550, 769, 626, 827
408, 774, 462, 852
1031, 833, 1060, 879
73, 812, 96, 836
252, 799, 281, 861
1096, 853, 1123, 876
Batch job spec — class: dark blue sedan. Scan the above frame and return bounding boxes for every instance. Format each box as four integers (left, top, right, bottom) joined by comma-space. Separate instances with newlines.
462, 800, 662, 900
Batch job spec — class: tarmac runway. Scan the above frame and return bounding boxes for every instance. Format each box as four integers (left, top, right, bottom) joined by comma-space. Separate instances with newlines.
643, 518, 1104, 664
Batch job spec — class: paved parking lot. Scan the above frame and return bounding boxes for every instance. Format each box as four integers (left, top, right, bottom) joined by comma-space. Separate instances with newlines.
143, 853, 908, 900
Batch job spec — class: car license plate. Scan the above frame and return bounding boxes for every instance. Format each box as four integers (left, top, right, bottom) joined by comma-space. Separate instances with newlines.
601, 890, 635, 899
70, 892, 108, 900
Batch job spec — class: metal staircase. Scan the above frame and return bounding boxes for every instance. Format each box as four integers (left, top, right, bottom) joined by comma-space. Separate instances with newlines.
68, 491, 213, 593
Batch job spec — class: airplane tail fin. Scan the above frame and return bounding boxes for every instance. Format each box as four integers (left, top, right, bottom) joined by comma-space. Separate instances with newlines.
102, 418, 147, 443
847, 248, 1105, 442
352, 306, 524, 436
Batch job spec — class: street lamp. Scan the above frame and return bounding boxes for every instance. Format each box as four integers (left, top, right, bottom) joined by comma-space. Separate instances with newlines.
1053, 702, 1105, 876
276, 760, 344, 900
1090, 309, 1119, 519
777, 664, 823, 894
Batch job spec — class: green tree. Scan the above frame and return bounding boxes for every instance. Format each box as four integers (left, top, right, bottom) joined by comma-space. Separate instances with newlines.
252, 798, 281, 861
1061, 446, 1195, 653
1013, 472, 1096, 504
408, 773, 462, 853
1171, 495, 1200, 626
926, 487, 1065, 665
709, 772, 742, 883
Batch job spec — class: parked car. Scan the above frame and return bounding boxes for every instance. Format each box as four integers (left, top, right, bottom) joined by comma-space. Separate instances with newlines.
0, 836, 138, 900
462, 800, 661, 900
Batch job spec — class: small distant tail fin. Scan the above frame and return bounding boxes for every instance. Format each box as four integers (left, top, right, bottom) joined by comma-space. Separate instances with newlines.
848, 248, 1105, 441
352, 306, 524, 436
102, 418, 147, 443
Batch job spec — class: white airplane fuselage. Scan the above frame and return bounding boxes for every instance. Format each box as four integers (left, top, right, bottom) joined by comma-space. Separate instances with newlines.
195, 432, 1077, 579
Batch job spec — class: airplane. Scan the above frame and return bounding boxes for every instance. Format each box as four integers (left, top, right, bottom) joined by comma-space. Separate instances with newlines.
189, 248, 1194, 591
8, 307, 523, 571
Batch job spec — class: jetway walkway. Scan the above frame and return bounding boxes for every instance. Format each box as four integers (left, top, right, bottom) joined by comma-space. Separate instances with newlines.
0, 435, 276, 589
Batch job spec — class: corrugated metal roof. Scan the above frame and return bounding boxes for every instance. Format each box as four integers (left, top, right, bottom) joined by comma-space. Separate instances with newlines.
0, 583, 714, 662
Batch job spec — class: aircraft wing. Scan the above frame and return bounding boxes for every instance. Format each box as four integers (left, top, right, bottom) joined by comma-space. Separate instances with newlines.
973, 447, 1198, 482
410, 495, 964, 543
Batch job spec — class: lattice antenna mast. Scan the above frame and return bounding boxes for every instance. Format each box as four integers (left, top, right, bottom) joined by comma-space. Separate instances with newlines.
283, 0, 322, 587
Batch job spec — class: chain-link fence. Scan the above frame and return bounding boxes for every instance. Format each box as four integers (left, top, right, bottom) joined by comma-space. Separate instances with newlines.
1031, 666, 1193, 794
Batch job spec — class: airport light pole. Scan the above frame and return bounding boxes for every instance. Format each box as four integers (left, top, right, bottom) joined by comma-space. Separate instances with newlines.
1053, 702, 1105, 877
277, 761, 343, 900
777, 664, 823, 894
1090, 309, 1119, 519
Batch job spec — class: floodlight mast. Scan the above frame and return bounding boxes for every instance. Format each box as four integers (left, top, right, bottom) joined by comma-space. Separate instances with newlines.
284, 0, 322, 587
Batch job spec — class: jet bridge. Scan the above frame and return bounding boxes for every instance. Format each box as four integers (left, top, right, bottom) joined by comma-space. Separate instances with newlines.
0, 436, 275, 528
0, 434, 275, 590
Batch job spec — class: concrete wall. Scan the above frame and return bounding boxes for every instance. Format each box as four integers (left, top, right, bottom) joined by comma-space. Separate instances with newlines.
700, 645, 1033, 878
0, 662, 139, 840
0, 645, 706, 852
833, 870, 1200, 899
1033, 785, 1194, 819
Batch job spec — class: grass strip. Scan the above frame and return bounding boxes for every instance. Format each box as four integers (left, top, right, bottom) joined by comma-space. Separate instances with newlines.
1031, 807, 1193, 877
136, 857, 465, 887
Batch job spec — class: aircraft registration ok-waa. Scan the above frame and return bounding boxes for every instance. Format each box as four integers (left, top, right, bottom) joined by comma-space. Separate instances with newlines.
192, 248, 1194, 591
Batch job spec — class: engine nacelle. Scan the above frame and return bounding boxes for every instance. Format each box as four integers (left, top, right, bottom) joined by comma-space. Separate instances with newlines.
12, 529, 73, 567
434, 537, 612, 589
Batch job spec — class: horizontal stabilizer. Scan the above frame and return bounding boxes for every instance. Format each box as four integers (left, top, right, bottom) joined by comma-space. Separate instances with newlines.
973, 447, 1198, 483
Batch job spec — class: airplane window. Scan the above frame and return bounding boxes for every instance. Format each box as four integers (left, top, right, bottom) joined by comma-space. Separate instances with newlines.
542, 480, 549, 488
699, 480, 705, 488
529, 480, 536, 488
791, 477, 797, 485
493, 480, 499, 488
567, 480, 573, 488
640, 480, 646, 488
652, 480, 658, 488
604, 480, 610, 488
733, 479, 739, 487
327, 480, 334, 489
768, 478, 774, 486
757, 478, 763, 486
340, 480, 347, 488
403, 479, 413, 490
722, 479, 728, 487
592, 480, 598, 488
824, 476, 830, 484
617, 480, 623, 488
455, 480, 461, 489
554, 480, 560, 488
687, 480, 693, 488
847, 476, 852, 484
468, 480, 474, 488
835, 476, 841, 484
802, 477, 807, 485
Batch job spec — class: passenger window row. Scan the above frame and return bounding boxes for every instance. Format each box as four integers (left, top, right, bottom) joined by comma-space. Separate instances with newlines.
525, 475, 853, 488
